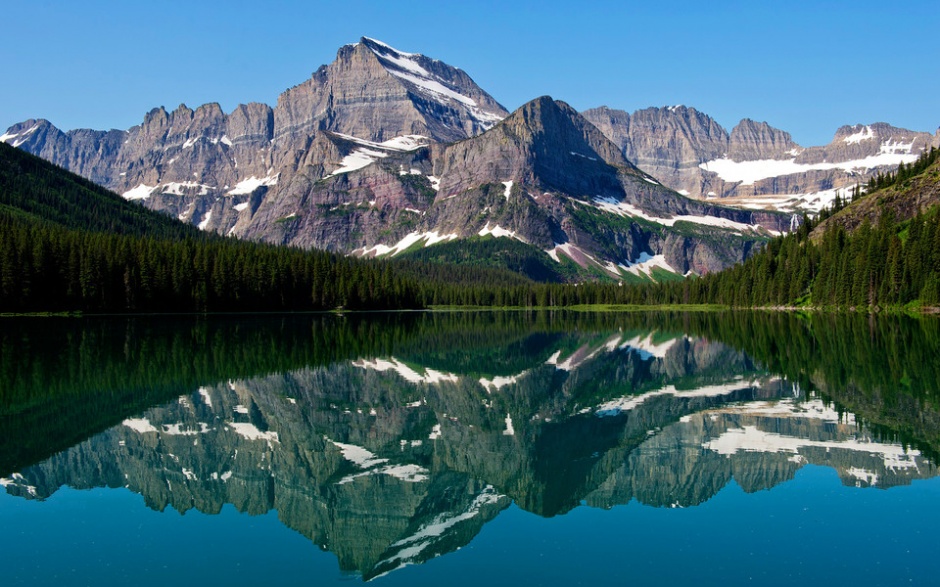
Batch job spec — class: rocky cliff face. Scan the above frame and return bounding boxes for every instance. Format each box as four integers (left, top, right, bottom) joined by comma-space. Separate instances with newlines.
405, 97, 785, 276
315, 96, 787, 277
582, 107, 940, 213
729, 118, 797, 161
582, 105, 728, 198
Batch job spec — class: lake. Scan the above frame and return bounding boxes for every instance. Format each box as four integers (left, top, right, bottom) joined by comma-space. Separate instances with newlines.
2, 311, 939, 585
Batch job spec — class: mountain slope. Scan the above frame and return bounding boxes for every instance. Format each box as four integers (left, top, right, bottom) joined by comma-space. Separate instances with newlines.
810, 147, 940, 238
275, 37, 507, 145
0, 142, 200, 239
0, 143, 428, 313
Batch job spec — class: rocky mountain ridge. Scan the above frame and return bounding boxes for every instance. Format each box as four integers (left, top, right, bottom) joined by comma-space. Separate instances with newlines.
583, 106, 940, 213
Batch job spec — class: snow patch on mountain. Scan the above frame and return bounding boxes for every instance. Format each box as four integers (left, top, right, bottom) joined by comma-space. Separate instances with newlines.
330, 148, 388, 176
546, 242, 600, 266
0, 124, 39, 148
590, 196, 772, 235
364, 37, 503, 126
728, 185, 856, 214
390, 70, 477, 106
621, 253, 682, 279
160, 181, 214, 196
502, 180, 513, 200
843, 125, 875, 144
700, 150, 919, 185
326, 133, 430, 177
479, 223, 526, 242
227, 174, 279, 195
122, 184, 156, 201
333, 132, 429, 152
197, 210, 212, 230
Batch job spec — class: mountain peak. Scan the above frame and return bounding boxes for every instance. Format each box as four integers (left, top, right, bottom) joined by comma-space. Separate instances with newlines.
503, 96, 634, 171
432, 95, 638, 208
360, 37, 421, 59
0, 119, 55, 148
352, 37, 505, 131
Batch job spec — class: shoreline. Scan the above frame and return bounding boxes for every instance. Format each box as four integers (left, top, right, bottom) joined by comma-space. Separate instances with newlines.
2, 304, 939, 318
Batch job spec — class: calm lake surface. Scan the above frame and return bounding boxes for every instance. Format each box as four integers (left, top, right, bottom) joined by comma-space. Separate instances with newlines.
2, 311, 939, 585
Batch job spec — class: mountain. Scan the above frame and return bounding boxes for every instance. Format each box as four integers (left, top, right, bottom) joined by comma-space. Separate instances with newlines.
1, 37, 506, 239
245, 96, 790, 277
583, 106, 940, 213
3, 38, 788, 280
275, 37, 507, 144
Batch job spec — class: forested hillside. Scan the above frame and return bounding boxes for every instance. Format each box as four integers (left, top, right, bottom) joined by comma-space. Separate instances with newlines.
0, 142, 200, 239
0, 143, 424, 312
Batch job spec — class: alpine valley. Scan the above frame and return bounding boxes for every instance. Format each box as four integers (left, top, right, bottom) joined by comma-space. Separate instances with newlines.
3, 37, 938, 281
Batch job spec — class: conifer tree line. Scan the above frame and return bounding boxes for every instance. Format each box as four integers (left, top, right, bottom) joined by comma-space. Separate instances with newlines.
867, 146, 940, 192
0, 214, 430, 312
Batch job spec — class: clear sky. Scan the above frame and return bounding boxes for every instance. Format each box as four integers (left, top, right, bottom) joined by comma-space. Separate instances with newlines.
2, 0, 937, 146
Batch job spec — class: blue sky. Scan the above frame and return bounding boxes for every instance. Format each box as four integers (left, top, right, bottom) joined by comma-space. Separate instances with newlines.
2, 0, 937, 146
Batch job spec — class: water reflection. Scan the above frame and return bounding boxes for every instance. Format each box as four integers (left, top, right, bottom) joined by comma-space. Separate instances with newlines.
1, 312, 938, 580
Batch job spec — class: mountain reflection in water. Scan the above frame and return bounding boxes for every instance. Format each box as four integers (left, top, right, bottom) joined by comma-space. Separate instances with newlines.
1, 312, 938, 581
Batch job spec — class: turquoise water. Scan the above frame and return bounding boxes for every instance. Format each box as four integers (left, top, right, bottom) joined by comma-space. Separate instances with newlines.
2, 312, 938, 585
